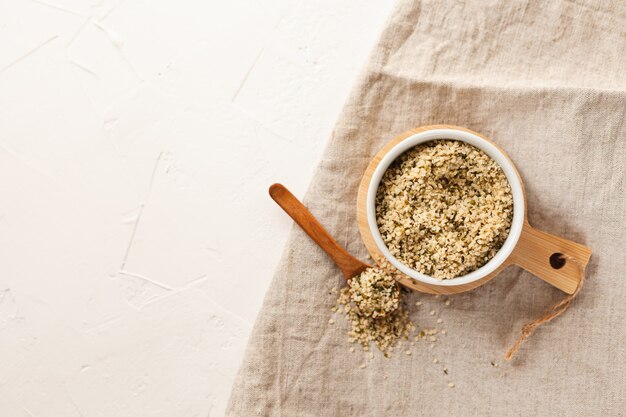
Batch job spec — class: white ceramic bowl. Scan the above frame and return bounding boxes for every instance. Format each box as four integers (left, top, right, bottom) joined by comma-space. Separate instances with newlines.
366, 128, 525, 287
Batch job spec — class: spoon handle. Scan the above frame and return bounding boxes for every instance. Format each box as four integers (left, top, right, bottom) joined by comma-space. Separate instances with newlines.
269, 183, 368, 279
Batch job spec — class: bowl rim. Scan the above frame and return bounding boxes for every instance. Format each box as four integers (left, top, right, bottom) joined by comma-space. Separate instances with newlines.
366, 128, 525, 286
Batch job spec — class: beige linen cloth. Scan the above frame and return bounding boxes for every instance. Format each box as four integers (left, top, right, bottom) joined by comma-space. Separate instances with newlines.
227, 1, 626, 415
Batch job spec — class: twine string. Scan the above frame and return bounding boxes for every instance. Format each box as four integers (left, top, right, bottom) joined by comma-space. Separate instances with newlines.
505, 254, 586, 360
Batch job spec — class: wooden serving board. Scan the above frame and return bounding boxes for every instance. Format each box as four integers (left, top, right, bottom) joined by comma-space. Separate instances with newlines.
356, 125, 592, 295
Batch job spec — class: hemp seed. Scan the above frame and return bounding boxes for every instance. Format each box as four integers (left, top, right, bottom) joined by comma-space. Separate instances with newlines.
335, 274, 415, 356
375, 140, 513, 279
349, 267, 399, 318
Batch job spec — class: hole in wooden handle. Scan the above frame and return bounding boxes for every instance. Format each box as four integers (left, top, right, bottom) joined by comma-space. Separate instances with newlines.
549, 253, 566, 269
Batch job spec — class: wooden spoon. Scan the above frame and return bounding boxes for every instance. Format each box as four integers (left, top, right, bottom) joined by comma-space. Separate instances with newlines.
269, 183, 370, 280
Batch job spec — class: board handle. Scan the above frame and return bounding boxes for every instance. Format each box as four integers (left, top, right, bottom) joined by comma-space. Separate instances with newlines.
508, 224, 592, 294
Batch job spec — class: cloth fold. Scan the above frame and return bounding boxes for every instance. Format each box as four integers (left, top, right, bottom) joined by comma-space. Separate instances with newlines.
227, 1, 626, 415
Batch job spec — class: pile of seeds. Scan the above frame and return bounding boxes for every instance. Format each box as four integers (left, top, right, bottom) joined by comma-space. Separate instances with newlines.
349, 267, 399, 318
337, 286, 413, 356
375, 140, 513, 279
331, 276, 462, 386
332, 267, 413, 356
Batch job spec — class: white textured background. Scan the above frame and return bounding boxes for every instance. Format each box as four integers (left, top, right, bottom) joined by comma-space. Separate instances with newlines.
0, 0, 395, 415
